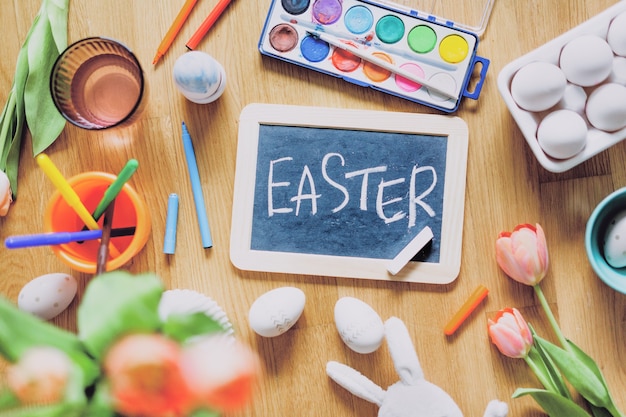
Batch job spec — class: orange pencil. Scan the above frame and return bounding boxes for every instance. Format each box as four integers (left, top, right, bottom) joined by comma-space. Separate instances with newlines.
444, 284, 489, 336
186, 0, 234, 50
153, 0, 199, 64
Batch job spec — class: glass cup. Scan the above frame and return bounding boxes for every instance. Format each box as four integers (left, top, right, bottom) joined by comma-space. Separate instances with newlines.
50, 37, 146, 130
44, 171, 151, 273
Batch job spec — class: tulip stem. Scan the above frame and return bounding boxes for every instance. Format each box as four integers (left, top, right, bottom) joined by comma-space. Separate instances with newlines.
533, 284, 569, 351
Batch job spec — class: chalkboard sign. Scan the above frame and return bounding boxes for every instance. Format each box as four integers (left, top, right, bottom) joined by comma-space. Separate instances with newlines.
230, 104, 469, 284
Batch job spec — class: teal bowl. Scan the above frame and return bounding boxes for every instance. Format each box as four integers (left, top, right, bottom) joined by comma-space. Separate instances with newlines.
585, 187, 626, 294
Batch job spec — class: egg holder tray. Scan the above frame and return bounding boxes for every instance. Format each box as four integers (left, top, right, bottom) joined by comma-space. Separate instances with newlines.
497, 2, 626, 173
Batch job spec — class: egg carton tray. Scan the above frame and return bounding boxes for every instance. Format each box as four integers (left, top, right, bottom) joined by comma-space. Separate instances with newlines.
497, 2, 626, 173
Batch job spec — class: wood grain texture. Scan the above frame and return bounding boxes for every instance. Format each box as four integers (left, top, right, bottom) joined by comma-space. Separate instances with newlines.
0, 1, 625, 416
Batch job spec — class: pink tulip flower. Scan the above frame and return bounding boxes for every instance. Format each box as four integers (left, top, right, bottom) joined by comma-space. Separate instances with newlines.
180, 334, 261, 412
496, 223, 549, 286
103, 333, 193, 417
0, 170, 12, 216
488, 308, 533, 359
6, 346, 71, 405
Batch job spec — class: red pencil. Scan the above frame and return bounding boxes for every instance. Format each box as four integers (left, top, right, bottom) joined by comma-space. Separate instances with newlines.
186, 0, 234, 50
153, 0, 199, 65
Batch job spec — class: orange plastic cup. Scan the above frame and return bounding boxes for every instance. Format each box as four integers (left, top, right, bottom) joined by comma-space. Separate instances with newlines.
43, 171, 151, 273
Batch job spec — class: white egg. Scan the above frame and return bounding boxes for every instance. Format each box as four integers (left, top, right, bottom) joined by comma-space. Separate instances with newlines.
334, 297, 384, 354
585, 83, 626, 132
603, 210, 626, 268
537, 110, 588, 159
609, 56, 626, 84
559, 35, 613, 86
173, 51, 227, 104
248, 287, 305, 337
510, 61, 567, 112
607, 11, 626, 56
558, 84, 587, 114
18, 273, 77, 320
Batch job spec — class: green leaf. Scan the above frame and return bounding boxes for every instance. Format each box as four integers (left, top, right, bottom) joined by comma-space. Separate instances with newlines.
528, 326, 571, 398
44, 0, 70, 53
0, 46, 29, 196
77, 271, 165, 360
24, 12, 66, 156
513, 387, 592, 417
535, 335, 609, 408
0, 296, 99, 385
162, 312, 226, 343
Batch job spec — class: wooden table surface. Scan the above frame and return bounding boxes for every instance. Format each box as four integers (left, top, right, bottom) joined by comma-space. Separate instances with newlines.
1, 0, 625, 416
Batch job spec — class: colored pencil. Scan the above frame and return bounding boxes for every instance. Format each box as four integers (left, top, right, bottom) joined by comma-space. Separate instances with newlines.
181, 122, 213, 248
186, 0, 234, 50
5, 227, 136, 249
96, 199, 116, 275
163, 193, 179, 254
310, 31, 456, 99
153, 0, 199, 64
444, 285, 489, 336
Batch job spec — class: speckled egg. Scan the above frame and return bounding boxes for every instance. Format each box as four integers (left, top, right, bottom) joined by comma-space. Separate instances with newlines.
173, 51, 227, 104
559, 35, 614, 86
18, 273, 77, 320
603, 210, 626, 268
334, 297, 384, 354
510, 61, 567, 112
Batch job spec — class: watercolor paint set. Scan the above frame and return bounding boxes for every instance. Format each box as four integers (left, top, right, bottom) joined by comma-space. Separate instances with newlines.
258, 0, 494, 112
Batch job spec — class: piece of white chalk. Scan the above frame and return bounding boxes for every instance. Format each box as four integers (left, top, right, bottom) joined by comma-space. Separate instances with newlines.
387, 226, 434, 275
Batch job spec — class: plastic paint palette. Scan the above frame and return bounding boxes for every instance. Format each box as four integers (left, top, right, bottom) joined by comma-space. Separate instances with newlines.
259, 0, 494, 113
498, 2, 626, 173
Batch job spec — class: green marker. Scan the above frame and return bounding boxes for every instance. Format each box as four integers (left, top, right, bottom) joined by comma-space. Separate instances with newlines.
92, 159, 139, 221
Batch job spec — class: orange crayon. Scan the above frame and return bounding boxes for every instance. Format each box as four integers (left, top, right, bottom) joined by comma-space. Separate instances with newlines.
444, 285, 489, 336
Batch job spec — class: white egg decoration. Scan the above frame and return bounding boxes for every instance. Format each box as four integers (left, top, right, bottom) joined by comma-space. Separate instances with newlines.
158, 289, 234, 338
559, 35, 613, 86
607, 11, 626, 57
537, 110, 588, 159
585, 83, 626, 132
248, 287, 305, 337
18, 273, 77, 320
173, 51, 227, 104
510, 61, 567, 112
334, 297, 384, 354
603, 210, 626, 268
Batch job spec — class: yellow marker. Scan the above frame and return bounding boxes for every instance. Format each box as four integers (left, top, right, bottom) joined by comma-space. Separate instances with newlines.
36, 154, 120, 257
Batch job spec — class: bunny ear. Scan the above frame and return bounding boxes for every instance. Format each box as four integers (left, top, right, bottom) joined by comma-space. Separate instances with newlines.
384, 317, 424, 385
326, 361, 386, 407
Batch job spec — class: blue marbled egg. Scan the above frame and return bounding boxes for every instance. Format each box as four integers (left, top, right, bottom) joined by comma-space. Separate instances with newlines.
173, 51, 226, 104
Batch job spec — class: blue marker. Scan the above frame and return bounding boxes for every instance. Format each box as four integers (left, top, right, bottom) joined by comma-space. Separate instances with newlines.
181, 121, 213, 248
5, 228, 136, 249
163, 193, 179, 254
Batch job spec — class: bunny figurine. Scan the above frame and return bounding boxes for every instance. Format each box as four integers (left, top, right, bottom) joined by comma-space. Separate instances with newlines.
327, 316, 508, 417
